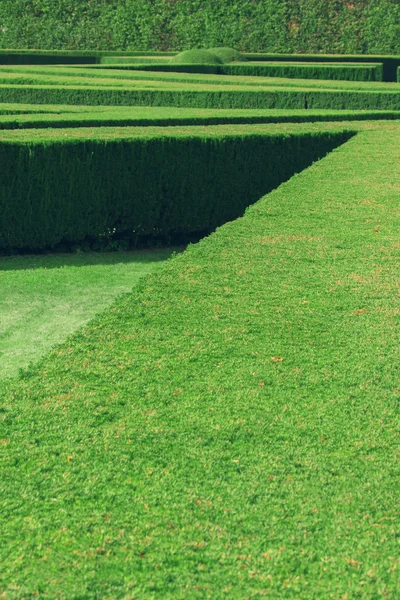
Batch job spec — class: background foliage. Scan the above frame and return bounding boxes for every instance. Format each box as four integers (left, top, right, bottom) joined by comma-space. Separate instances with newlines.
0, 0, 399, 54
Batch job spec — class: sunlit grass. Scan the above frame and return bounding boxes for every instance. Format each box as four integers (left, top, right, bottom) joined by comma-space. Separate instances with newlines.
1, 124, 399, 597
0, 250, 174, 379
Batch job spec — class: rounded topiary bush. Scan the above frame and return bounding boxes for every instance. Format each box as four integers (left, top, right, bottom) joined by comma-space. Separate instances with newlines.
207, 47, 246, 63
170, 49, 223, 65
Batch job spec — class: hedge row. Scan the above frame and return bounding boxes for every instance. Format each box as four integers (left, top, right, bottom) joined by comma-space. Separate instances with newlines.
0, 128, 352, 251
0, 50, 172, 58
96, 62, 384, 82
224, 62, 384, 82
0, 0, 399, 56
2, 65, 396, 91
0, 109, 399, 131
0, 53, 98, 65
1, 84, 400, 110
0, 50, 173, 66
99, 64, 223, 75
245, 53, 400, 82
100, 56, 173, 65
0, 51, 397, 81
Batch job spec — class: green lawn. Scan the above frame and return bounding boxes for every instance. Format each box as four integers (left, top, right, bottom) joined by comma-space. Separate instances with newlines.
1, 122, 399, 597
0, 250, 174, 380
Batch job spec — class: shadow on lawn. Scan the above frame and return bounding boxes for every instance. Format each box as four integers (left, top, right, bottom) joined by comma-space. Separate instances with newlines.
0, 247, 181, 271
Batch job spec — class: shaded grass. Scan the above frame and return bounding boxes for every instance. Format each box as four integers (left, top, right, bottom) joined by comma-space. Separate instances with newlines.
1, 123, 399, 597
0, 250, 174, 379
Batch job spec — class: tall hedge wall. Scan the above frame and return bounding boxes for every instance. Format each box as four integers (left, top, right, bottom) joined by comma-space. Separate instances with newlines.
0, 1, 399, 55
0, 129, 352, 251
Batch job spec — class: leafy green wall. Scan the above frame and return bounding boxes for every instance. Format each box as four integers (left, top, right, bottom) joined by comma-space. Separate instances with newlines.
0, 0, 399, 54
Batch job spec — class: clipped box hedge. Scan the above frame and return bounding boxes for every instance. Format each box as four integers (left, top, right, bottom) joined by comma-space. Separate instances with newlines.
223, 62, 384, 82
244, 53, 400, 82
0, 84, 400, 111
0, 53, 98, 65
0, 128, 352, 251
0, 108, 399, 131
93, 61, 384, 82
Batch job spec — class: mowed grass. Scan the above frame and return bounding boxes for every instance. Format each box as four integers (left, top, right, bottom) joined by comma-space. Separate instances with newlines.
1, 123, 399, 598
0, 250, 174, 380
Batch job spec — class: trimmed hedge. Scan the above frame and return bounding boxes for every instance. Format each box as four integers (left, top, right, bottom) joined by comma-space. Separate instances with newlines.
207, 47, 245, 63
224, 62, 384, 82
244, 53, 400, 82
100, 56, 173, 65
170, 50, 223, 65
0, 128, 352, 251
0, 50, 398, 81
2, 50, 394, 80
0, 53, 98, 65
93, 61, 384, 82
95, 63, 224, 74
0, 109, 399, 131
0, 84, 400, 110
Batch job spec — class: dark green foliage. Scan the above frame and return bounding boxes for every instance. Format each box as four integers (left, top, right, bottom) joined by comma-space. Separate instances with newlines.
110, 63, 222, 74
207, 47, 246, 63
0, 49, 397, 81
0, 53, 98, 65
1, 108, 399, 131
95, 63, 223, 74
95, 61, 384, 82
1, 84, 400, 110
0, 129, 352, 251
100, 56, 173, 65
0, 1, 400, 55
170, 49, 223, 65
224, 62, 384, 82
245, 53, 400, 82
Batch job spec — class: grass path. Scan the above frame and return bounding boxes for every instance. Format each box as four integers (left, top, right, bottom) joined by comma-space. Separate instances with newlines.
0, 250, 173, 379
1, 124, 399, 597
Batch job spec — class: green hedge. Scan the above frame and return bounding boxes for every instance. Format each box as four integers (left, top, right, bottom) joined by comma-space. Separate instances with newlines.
0, 109, 399, 131
100, 63, 223, 74
0, 53, 98, 65
0, 128, 352, 251
100, 56, 173, 65
96, 61, 384, 82
0, 84, 400, 110
170, 49, 223, 65
224, 62, 384, 82
0, 50, 397, 80
244, 53, 400, 82
0, 1, 400, 56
